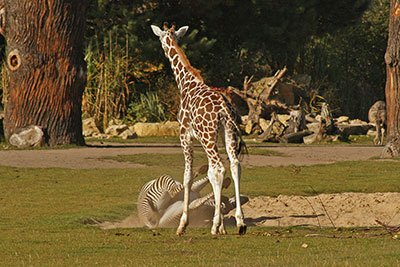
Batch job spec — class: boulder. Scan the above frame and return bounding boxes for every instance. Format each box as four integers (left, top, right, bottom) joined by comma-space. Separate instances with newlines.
105, 124, 128, 136
133, 121, 179, 137
303, 133, 318, 145
306, 122, 321, 134
245, 120, 254, 135
108, 118, 124, 127
259, 118, 270, 132
9, 125, 44, 147
82, 117, 100, 137
119, 129, 137, 140
349, 119, 368, 125
336, 116, 349, 123
277, 114, 290, 126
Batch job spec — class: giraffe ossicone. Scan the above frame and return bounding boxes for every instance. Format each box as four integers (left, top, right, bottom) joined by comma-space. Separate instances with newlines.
151, 24, 247, 235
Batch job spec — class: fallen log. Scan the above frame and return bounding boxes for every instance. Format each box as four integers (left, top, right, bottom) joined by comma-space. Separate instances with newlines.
279, 130, 312, 143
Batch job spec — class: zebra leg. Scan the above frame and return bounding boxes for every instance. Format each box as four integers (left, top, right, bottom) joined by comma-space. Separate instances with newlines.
191, 176, 209, 193
177, 133, 193, 236
189, 192, 214, 210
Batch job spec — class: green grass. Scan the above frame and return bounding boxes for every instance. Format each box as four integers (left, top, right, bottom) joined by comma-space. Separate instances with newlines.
1, 157, 400, 265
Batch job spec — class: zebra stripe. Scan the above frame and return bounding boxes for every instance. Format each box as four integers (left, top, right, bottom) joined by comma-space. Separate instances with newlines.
137, 175, 183, 228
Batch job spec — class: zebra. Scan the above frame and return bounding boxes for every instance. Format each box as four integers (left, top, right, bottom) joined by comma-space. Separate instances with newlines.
137, 166, 248, 228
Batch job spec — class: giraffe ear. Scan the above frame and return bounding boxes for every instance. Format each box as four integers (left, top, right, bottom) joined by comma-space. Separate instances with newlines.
151, 25, 163, 37
175, 26, 189, 39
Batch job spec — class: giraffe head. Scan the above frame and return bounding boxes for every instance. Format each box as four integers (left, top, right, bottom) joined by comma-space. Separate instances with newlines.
151, 23, 189, 55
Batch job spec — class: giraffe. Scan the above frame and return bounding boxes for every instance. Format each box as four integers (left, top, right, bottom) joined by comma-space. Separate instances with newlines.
151, 23, 247, 235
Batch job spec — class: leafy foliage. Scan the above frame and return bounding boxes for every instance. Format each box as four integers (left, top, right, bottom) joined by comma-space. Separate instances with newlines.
127, 91, 166, 122
84, 0, 382, 122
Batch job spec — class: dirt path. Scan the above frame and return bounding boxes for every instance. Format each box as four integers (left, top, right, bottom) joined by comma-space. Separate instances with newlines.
0, 143, 384, 169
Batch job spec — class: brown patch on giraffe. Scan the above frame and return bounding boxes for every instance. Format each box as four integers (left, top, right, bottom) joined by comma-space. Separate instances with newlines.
177, 61, 183, 71
188, 82, 197, 91
168, 33, 204, 82
205, 103, 213, 112
169, 48, 177, 58
173, 57, 178, 66
166, 36, 172, 46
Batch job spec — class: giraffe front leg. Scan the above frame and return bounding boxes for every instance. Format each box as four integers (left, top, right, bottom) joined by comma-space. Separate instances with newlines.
177, 137, 193, 236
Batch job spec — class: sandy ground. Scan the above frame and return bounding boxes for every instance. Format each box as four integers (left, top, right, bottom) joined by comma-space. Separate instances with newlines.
1, 142, 398, 229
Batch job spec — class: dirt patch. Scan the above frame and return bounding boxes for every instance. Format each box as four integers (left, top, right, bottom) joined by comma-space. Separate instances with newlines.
98, 192, 400, 230
229, 192, 400, 228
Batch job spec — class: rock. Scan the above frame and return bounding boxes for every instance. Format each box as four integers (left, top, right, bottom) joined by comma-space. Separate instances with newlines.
108, 118, 124, 127
350, 119, 368, 125
336, 116, 349, 123
159, 121, 180, 136
367, 129, 377, 137
277, 114, 290, 126
164, 121, 180, 128
82, 117, 100, 137
9, 125, 44, 147
259, 118, 270, 132
245, 120, 254, 134
303, 133, 318, 144
133, 121, 180, 137
119, 129, 137, 140
105, 124, 128, 136
92, 133, 109, 139
306, 122, 321, 134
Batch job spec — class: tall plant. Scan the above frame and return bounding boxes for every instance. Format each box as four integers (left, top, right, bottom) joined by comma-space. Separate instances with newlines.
84, 31, 130, 130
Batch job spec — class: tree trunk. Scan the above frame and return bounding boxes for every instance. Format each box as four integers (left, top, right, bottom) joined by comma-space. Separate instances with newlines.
382, 0, 400, 157
0, 0, 88, 146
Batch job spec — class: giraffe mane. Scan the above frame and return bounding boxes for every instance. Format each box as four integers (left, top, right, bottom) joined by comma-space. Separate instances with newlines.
170, 34, 204, 82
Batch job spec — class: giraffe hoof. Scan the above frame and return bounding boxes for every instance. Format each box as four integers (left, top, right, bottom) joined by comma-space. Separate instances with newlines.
176, 228, 186, 236
219, 227, 227, 235
238, 225, 247, 235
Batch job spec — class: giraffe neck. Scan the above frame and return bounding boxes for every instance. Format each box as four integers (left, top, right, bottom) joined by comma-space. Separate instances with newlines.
164, 35, 204, 96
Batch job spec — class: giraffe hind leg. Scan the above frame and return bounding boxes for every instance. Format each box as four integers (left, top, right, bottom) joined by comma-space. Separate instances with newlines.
225, 126, 247, 235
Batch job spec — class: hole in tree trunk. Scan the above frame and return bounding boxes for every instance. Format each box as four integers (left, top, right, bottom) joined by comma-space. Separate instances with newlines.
8, 50, 21, 71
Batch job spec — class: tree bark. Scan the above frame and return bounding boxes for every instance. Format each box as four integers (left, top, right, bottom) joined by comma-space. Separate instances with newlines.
0, 0, 88, 146
382, 0, 400, 157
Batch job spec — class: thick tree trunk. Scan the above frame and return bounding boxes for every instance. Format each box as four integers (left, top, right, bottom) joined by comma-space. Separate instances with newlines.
0, 0, 88, 146
382, 0, 400, 157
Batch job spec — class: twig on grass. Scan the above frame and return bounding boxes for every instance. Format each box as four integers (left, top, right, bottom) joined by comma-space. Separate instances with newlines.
376, 220, 400, 234
309, 186, 336, 228
305, 234, 355, 239
303, 196, 321, 228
